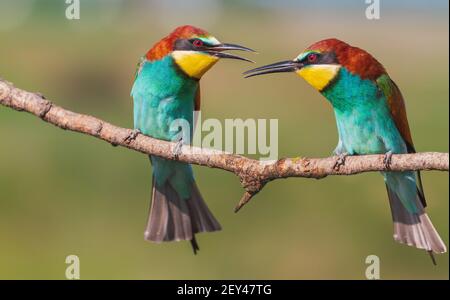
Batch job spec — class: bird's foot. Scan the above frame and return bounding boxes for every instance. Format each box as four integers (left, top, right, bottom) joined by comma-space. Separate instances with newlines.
383, 151, 393, 170
124, 128, 141, 144
333, 152, 349, 171
172, 137, 183, 159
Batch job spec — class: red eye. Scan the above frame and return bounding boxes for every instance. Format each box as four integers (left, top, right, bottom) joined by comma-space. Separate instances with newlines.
308, 53, 318, 63
193, 39, 203, 47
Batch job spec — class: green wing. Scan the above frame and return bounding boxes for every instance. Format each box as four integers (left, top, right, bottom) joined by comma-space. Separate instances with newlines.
376, 74, 426, 207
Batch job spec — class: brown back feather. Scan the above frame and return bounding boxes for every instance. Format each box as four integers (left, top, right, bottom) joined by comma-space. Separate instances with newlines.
377, 75, 426, 207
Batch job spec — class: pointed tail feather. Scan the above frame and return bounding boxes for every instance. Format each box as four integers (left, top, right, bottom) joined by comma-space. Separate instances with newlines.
145, 178, 221, 250
386, 185, 447, 254
186, 183, 222, 234
190, 236, 200, 255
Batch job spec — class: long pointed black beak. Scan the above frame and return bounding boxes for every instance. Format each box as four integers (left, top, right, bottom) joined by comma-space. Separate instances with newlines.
243, 60, 302, 78
207, 43, 256, 63
213, 43, 256, 52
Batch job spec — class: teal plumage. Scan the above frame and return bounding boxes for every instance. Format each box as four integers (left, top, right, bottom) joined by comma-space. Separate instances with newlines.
132, 52, 222, 253
323, 68, 406, 155
131, 25, 253, 253
244, 38, 446, 257
132, 55, 197, 199
320, 51, 446, 256
323, 68, 419, 214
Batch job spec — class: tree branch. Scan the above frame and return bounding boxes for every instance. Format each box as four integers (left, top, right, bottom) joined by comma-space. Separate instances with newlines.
1, 78, 448, 212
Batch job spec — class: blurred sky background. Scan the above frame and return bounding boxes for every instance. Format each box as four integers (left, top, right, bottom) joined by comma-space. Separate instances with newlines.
0, 0, 448, 279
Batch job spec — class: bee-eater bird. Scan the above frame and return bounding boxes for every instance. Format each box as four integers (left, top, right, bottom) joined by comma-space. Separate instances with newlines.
244, 38, 446, 259
131, 25, 254, 253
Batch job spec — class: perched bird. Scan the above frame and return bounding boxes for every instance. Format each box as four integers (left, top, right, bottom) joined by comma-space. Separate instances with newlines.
244, 38, 447, 259
131, 25, 254, 253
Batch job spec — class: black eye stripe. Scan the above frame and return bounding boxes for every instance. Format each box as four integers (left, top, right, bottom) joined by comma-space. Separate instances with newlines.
299, 52, 320, 64
189, 38, 211, 46
192, 39, 203, 47
174, 38, 209, 51
308, 53, 318, 62
300, 52, 337, 65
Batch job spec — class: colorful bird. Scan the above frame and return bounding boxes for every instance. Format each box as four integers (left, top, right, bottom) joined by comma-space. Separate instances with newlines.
244, 38, 446, 260
131, 25, 254, 253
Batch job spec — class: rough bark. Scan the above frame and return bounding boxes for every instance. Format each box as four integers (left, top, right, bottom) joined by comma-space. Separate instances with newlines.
1, 79, 448, 211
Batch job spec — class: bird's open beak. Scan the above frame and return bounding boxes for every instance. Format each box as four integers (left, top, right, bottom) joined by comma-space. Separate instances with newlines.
206, 43, 256, 63
243, 60, 303, 78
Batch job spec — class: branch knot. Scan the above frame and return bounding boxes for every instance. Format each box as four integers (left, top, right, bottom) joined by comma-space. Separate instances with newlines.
38, 101, 53, 119
0, 78, 448, 216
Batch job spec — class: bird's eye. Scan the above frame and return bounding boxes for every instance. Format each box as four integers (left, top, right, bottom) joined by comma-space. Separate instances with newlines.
307, 53, 318, 63
192, 39, 204, 47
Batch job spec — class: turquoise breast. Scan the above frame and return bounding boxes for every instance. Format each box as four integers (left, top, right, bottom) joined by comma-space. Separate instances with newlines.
322, 68, 406, 155
131, 55, 198, 141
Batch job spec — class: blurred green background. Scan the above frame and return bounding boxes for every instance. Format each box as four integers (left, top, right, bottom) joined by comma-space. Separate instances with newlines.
0, 0, 448, 279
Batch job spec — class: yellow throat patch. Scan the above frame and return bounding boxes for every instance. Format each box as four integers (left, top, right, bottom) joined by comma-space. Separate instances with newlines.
172, 50, 219, 79
296, 64, 341, 91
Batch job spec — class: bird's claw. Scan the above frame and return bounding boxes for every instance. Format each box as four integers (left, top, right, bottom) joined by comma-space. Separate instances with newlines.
333, 152, 349, 171
172, 138, 183, 159
383, 151, 393, 170
124, 129, 141, 144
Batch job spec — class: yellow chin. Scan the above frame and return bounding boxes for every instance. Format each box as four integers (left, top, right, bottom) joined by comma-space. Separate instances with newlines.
296, 64, 341, 91
172, 50, 219, 79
